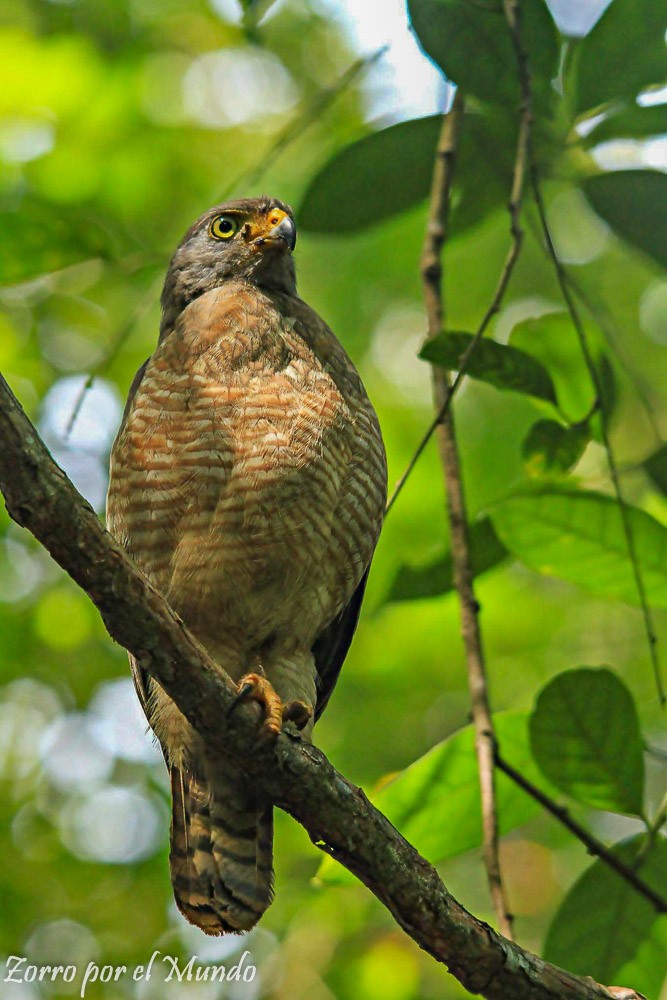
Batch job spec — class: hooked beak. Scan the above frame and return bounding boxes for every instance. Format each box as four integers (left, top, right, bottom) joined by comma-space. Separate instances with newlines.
270, 214, 297, 251
253, 209, 297, 253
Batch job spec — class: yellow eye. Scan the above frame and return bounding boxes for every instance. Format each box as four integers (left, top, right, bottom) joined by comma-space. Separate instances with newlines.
210, 214, 239, 240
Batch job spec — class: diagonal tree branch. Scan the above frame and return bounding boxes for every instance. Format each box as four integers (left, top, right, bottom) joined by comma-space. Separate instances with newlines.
0, 371, 647, 1000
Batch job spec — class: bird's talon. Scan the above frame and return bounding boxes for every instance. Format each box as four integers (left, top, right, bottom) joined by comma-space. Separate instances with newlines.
226, 680, 255, 717
282, 700, 312, 731
232, 672, 283, 737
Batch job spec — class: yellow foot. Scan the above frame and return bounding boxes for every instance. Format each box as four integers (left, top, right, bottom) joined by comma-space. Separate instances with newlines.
228, 672, 313, 739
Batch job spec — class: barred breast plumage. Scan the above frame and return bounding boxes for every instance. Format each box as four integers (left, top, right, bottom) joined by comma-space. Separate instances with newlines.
106, 197, 386, 934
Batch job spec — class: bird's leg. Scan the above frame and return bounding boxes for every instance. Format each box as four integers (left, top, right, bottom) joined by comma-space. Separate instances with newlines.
228, 672, 312, 739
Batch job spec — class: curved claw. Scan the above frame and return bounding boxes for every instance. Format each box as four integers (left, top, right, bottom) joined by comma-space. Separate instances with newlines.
228, 673, 312, 740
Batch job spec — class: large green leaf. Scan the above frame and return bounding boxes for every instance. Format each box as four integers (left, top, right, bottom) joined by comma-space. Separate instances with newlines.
544, 835, 667, 994
385, 517, 507, 604
613, 916, 667, 1000
584, 170, 667, 270
407, 0, 560, 111
644, 444, 667, 496
522, 419, 590, 477
529, 668, 645, 815
509, 314, 615, 438
298, 111, 512, 235
299, 116, 440, 234
317, 712, 545, 885
569, 0, 667, 114
421, 332, 558, 405
584, 103, 667, 146
490, 488, 667, 607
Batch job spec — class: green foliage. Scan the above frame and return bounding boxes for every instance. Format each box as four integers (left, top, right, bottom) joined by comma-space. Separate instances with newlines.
544, 835, 667, 997
529, 668, 645, 815
490, 489, 667, 606
644, 444, 667, 496
421, 331, 559, 405
299, 110, 511, 236
299, 116, 441, 233
407, 0, 560, 111
385, 517, 507, 604
522, 419, 590, 477
567, 0, 667, 114
583, 103, 667, 145
583, 170, 667, 269
1, 0, 666, 997
318, 712, 544, 886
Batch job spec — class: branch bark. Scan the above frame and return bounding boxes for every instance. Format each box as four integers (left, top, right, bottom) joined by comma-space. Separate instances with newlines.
421, 94, 514, 939
0, 373, 646, 999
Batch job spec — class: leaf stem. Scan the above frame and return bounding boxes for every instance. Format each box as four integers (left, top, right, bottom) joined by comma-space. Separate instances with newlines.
529, 168, 664, 706
495, 751, 667, 914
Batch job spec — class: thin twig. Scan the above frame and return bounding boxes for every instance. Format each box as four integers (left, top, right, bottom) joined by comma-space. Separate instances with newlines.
421, 91, 514, 938
0, 371, 640, 1000
530, 169, 664, 706
525, 211, 664, 448
217, 46, 388, 202
495, 752, 667, 915
64, 272, 163, 441
386, 0, 532, 518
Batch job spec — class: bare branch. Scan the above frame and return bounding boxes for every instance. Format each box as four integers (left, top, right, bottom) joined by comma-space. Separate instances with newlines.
0, 372, 646, 1000
420, 92, 513, 938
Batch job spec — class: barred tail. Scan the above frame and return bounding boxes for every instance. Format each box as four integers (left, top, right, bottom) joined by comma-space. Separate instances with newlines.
169, 765, 274, 935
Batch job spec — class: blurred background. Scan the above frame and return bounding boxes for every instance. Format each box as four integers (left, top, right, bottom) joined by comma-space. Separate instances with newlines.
0, 0, 665, 997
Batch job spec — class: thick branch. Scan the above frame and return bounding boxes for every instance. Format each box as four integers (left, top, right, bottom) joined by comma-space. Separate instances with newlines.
0, 372, 642, 1000
421, 94, 514, 939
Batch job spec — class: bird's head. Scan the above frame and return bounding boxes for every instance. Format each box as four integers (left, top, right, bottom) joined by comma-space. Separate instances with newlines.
161, 196, 297, 332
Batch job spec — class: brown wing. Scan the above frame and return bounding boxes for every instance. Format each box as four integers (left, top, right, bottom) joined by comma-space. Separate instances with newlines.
311, 568, 369, 721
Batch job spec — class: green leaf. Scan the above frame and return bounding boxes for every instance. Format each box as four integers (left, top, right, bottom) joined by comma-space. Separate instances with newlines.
569, 0, 667, 114
644, 444, 667, 496
613, 916, 667, 1000
299, 116, 440, 234
490, 488, 667, 607
407, 0, 560, 111
420, 332, 558, 405
317, 712, 545, 885
509, 313, 593, 421
584, 103, 667, 146
385, 517, 507, 604
529, 668, 645, 815
584, 171, 667, 270
508, 315, 615, 439
544, 835, 667, 992
522, 420, 590, 477
298, 111, 512, 235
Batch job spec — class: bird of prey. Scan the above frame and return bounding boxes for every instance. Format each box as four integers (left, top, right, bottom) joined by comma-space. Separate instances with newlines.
106, 196, 387, 934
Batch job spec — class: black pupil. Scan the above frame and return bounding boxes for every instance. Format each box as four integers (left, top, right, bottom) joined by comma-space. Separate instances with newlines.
218, 218, 233, 233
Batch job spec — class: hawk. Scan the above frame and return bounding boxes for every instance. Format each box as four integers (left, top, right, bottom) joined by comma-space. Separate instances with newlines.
106, 196, 387, 935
